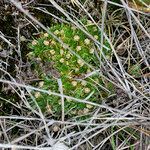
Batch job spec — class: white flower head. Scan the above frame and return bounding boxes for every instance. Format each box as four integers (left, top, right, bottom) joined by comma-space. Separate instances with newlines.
78, 110, 84, 115
66, 98, 72, 102
84, 87, 91, 93
89, 48, 94, 54
48, 89, 52, 95
52, 56, 55, 60
60, 29, 64, 34
36, 57, 42, 61
50, 50, 55, 55
27, 52, 34, 58
43, 40, 49, 46
54, 30, 59, 35
62, 44, 68, 49
39, 81, 44, 87
77, 59, 84, 66
71, 110, 77, 115
74, 35, 80, 41
60, 58, 65, 63
66, 53, 71, 59
51, 40, 56, 45
94, 35, 98, 40
83, 108, 89, 114
35, 92, 41, 98
86, 104, 93, 109
71, 81, 77, 87
60, 49, 64, 55
58, 100, 61, 105
76, 46, 81, 51
66, 61, 69, 65
93, 27, 97, 31
106, 55, 110, 59
32, 40, 37, 46
95, 78, 99, 83
81, 80, 87, 86
86, 69, 91, 73
20, 36, 26, 42
87, 20, 92, 25
44, 33, 49, 37
53, 125, 60, 132
46, 104, 52, 114
84, 38, 90, 45
75, 68, 79, 72
71, 26, 76, 30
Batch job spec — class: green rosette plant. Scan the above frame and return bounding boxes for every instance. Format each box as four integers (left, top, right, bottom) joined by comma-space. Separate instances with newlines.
28, 20, 113, 117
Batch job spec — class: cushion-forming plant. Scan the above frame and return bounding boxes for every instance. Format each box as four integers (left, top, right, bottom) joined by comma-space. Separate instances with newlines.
29, 20, 113, 117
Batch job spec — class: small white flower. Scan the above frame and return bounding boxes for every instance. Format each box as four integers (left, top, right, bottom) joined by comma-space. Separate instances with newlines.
43, 40, 49, 46
71, 81, 77, 86
106, 55, 110, 59
46, 104, 52, 114
83, 108, 89, 114
54, 30, 59, 35
84, 87, 91, 93
71, 26, 76, 30
86, 104, 93, 109
77, 59, 84, 66
39, 81, 44, 87
87, 20, 92, 25
66, 61, 69, 65
48, 90, 52, 95
71, 110, 77, 115
84, 38, 90, 45
66, 53, 71, 59
60, 29, 64, 34
95, 78, 99, 83
89, 48, 94, 54
93, 27, 97, 31
74, 35, 80, 41
36, 57, 42, 61
94, 35, 98, 40
51, 40, 56, 45
62, 44, 68, 49
78, 110, 84, 115
52, 56, 55, 60
81, 80, 87, 86
20, 36, 26, 42
50, 50, 55, 55
68, 76, 72, 79
32, 40, 37, 45
86, 69, 91, 73
60, 58, 65, 63
44, 33, 49, 37
60, 49, 64, 55
66, 98, 72, 102
58, 100, 61, 105
53, 125, 60, 132
76, 46, 81, 51
35, 92, 41, 98
27, 52, 34, 57
75, 68, 79, 72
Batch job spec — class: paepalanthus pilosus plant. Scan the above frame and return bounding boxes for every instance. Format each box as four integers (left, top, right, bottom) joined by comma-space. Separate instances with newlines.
28, 20, 113, 117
